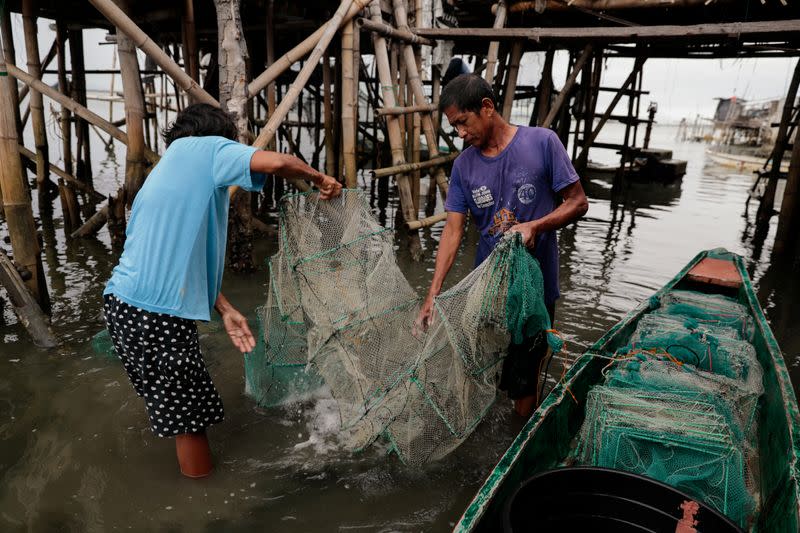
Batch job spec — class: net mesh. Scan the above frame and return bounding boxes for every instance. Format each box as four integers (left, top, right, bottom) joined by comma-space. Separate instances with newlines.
576, 288, 763, 527
245, 190, 558, 465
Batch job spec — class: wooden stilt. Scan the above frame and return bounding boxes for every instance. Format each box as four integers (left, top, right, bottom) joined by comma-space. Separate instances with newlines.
115, 0, 147, 211
69, 29, 93, 188
0, 8, 23, 140
183, 0, 199, 86
484, 1, 507, 85
22, 0, 52, 206
758, 58, 800, 226
532, 48, 554, 127
775, 127, 800, 254
541, 44, 592, 129
323, 52, 336, 177
0, 51, 51, 313
368, 0, 421, 258
501, 41, 524, 121
342, 18, 357, 188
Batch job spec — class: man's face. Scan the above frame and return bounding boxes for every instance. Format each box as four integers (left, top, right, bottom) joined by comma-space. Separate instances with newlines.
443, 100, 493, 149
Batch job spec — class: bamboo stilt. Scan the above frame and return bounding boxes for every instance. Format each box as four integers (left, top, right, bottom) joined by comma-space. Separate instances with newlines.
533, 48, 554, 126
247, 0, 366, 99
541, 44, 593, 129
392, 0, 448, 198
18, 146, 104, 201
342, 18, 357, 188
22, 0, 52, 205
575, 57, 645, 171
69, 29, 93, 187
0, 250, 57, 347
371, 153, 458, 178
484, 0, 507, 85
501, 41, 524, 121
323, 53, 336, 177
758, 58, 800, 226
368, 0, 420, 257
115, 0, 147, 211
251, 0, 369, 153
6, 63, 159, 163
183, 0, 199, 85
0, 51, 50, 312
0, 8, 23, 140
88, 0, 218, 106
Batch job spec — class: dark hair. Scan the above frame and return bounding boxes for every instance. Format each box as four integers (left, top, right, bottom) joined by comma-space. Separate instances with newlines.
439, 74, 497, 114
162, 103, 238, 147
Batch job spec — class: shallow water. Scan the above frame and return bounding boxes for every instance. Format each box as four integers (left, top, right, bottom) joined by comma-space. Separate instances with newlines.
1, 123, 798, 532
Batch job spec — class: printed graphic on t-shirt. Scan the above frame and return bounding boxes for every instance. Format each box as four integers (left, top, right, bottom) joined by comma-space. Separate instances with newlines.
488, 208, 518, 236
517, 183, 537, 205
471, 185, 494, 208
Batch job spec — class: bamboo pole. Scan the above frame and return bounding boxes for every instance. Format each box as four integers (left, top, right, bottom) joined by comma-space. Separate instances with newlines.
69, 29, 93, 186
87, 0, 218, 106
18, 37, 57, 114
575, 57, 645, 171
758, 58, 800, 225
0, 51, 50, 310
501, 41, 524, 121
377, 103, 437, 116
532, 48, 554, 126
183, 0, 199, 84
371, 153, 458, 178
392, 0, 448, 198
55, 21, 75, 201
0, 7, 22, 140
775, 124, 800, 254
0, 250, 57, 347
368, 0, 420, 256
407, 211, 447, 229
115, 0, 147, 210
541, 44, 593, 129
247, 0, 367, 99
356, 17, 435, 46
323, 53, 335, 177
265, 0, 277, 152
18, 146, 105, 200
352, 20, 360, 182
342, 18, 357, 188
22, 0, 51, 203
251, 0, 368, 152
6, 63, 159, 163
484, 0, 507, 85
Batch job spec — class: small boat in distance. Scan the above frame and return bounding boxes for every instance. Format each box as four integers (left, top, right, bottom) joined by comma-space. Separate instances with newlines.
454, 249, 800, 532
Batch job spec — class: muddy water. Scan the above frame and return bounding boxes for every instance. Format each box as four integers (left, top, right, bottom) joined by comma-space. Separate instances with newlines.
1, 123, 798, 532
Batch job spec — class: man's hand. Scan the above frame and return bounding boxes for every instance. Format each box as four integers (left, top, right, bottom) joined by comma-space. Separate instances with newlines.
220, 307, 256, 353
508, 221, 538, 249
317, 175, 342, 200
413, 294, 437, 336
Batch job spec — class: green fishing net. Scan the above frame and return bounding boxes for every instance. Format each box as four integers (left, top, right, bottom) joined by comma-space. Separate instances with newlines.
245, 190, 559, 465
576, 287, 763, 527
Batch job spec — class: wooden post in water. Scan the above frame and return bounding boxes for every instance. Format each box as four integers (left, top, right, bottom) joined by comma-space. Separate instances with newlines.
775, 119, 800, 254
484, 1, 506, 85
55, 21, 81, 234
0, 50, 50, 312
391, 0, 448, 199
758, 58, 800, 226
115, 0, 147, 212
69, 29, 93, 189
501, 41, 523, 121
341, 18, 358, 188
368, 0, 421, 258
323, 52, 336, 177
0, 8, 23, 140
182, 0, 199, 87
532, 47, 554, 126
22, 0, 52, 206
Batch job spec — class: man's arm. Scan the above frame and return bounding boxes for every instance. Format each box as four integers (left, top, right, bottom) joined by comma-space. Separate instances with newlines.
214, 292, 256, 353
415, 211, 467, 330
509, 180, 588, 248
250, 151, 342, 199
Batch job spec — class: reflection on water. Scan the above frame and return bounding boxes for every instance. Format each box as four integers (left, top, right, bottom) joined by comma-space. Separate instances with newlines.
0, 124, 798, 531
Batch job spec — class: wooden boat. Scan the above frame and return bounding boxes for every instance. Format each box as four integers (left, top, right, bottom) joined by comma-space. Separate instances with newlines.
454, 249, 800, 532
706, 148, 790, 174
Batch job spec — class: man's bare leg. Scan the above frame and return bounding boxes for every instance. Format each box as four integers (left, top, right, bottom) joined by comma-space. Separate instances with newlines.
176, 432, 213, 478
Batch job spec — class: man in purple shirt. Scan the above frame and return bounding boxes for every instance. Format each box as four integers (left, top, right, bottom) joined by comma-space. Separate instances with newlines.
416, 74, 588, 417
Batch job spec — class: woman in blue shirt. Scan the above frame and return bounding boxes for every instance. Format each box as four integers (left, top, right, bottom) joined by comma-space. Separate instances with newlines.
103, 104, 341, 477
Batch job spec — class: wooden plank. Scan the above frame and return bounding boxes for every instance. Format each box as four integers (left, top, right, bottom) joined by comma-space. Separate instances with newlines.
414, 20, 800, 42
686, 257, 742, 289
0, 250, 58, 348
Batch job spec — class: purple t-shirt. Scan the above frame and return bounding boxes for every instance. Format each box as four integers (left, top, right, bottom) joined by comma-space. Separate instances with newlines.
444, 126, 579, 305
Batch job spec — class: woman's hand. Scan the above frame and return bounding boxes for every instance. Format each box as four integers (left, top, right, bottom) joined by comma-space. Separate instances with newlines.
317, 175, 342, 200
220, 307, 256, 353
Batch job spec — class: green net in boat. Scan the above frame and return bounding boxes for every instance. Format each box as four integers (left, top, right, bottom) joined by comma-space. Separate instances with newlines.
246, 190, 559, 465
576, 287, 763, 527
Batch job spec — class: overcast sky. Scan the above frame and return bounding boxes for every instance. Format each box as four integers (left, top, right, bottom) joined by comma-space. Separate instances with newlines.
9, 16, 798, 125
